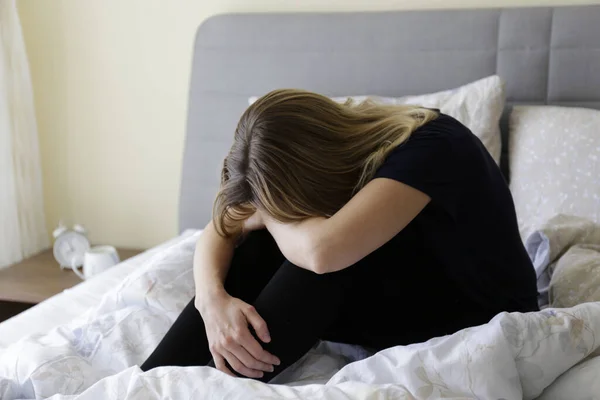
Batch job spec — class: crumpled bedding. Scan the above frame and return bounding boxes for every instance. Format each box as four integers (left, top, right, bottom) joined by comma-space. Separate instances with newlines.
525, 214, 600, 308
2, 230, 600, 399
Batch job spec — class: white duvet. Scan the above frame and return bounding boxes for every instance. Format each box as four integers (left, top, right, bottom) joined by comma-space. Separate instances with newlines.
1, 231, 600, 400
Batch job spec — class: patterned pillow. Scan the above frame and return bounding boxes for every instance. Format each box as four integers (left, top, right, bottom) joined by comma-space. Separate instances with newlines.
250, 75, 505, 164
509, 106, 600, 239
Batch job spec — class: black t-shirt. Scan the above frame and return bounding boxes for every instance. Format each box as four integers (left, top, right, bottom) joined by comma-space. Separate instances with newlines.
373, 112, 538, 313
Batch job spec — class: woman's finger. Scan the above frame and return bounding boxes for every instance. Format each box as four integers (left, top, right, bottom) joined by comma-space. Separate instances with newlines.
242, 305, 271, 343
221, 348, 264, 379
211, 351, 235, 377
229, 342, 274, 373
242, 306, 281, 366
238, 330, 281, 367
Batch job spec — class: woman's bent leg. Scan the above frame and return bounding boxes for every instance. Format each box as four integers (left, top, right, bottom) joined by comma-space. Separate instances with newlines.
239, 260, 362, 382
140, 230, 284, 371
245, 248, 499, 383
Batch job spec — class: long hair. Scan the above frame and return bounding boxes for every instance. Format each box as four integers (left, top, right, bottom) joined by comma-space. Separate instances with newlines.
213, 89, 438, 237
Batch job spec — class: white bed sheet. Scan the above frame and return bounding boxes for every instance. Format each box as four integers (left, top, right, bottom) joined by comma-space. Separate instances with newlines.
0, 230, 198, 349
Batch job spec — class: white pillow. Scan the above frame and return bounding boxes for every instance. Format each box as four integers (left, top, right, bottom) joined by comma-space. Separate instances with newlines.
509, 105, 600, 239
249, 75, 505, 164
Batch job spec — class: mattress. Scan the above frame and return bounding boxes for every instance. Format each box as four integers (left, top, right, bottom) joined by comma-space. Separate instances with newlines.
0, 230, 198, 348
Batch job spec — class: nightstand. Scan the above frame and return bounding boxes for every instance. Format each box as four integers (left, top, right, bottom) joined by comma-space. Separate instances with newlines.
0, 248, 143, 322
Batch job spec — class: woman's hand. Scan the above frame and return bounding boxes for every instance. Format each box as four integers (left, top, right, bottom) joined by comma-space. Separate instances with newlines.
198, 292, 280, 378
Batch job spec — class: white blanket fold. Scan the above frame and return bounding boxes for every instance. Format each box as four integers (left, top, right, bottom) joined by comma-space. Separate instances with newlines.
526, 214, 600, 308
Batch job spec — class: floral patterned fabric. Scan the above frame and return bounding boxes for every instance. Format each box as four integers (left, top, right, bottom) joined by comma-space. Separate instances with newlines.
1, 231, 600, 399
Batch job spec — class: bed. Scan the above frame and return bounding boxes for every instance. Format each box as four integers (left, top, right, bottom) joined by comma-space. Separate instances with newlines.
2, 5, 600, 399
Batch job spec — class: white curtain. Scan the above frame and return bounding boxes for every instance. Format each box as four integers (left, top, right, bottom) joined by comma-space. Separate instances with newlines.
0, 0, 48, 269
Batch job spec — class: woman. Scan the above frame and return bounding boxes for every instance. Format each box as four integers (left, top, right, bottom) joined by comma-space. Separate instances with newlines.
141, 89, 538, 381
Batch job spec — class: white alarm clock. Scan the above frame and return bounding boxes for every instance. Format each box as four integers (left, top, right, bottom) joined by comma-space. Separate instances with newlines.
53, 223, 91, 269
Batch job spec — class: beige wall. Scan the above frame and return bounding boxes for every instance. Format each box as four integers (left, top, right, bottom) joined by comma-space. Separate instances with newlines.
17, 0, 600, 249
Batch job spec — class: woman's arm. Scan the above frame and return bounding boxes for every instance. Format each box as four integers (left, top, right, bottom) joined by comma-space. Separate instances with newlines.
263, 178, 430, 274
193, 214, 267, 306
193, 220, 280, 378
193, 221, 236, 310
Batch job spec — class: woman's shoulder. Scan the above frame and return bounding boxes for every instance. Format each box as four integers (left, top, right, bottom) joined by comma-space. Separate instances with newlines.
407, 112, 480, 154
397, 112, 463, 148
382, 111, 485, 175
419, 112, 470, 136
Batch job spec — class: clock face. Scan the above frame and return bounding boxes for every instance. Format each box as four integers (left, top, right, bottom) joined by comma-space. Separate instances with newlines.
53, 231, 91, 268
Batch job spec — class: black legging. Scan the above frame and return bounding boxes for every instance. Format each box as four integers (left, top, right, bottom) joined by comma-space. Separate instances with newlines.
140, 230, 494, 382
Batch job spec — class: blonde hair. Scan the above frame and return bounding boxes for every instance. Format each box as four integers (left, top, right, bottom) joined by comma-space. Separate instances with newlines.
213, 89, 438, 237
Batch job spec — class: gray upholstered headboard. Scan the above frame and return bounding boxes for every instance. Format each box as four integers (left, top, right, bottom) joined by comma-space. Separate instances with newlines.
179, 5, 600, 232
